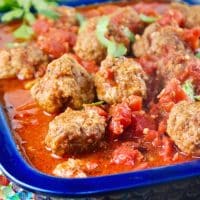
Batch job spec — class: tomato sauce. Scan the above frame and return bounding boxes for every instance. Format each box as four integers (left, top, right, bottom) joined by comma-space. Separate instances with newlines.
0, 1, 194, 177
0, 79, 192, 176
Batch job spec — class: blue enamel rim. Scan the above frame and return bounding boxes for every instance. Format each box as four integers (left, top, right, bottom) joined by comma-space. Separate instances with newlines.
1, 0, 200, 198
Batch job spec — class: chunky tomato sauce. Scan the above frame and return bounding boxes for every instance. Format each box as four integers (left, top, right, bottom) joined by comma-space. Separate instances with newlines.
0, 1, 196, 177
0, 79, 192, 176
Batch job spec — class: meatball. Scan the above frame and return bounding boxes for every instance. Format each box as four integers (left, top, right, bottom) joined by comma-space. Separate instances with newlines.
167, 101, 200, 155
95, 56, 147, 104
54, 6, 77, 27
45, 106, 107, 156
133, 23, 191, 57
53, 159, 87, 178
74, 17, 106, 64
171, 3, 200, 28
74, 7, 141, 63
53, 158, 98, 178
157, 52, 192, 84
31, 54, 94, 113
108, 6, 143, 48
0, 43, 48, 80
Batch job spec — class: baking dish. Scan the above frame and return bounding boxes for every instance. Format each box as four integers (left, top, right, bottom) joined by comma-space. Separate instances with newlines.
1, 0, 200, 199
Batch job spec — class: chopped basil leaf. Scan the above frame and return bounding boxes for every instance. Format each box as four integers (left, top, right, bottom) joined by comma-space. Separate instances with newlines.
13, 24, 34, 39
182, 80, 195, 100
24, 12, 35, 24
16, 0, 31, 12
38, 9, 59, 20
32, 0, 59, 20
182, 80, 200, 101
107, 42, 127, 58
195, 52, 200, 59
89, 101, 105, 106
1, 8, 24, 22
96, 16, 110, 46
195, 95, 200, 101
0, 0, 17, 12
32, 0, 49, 11
6, 42, 27, 48
96, 16, 127, 57
140, 14, 158, 23
123, 27, 135, 43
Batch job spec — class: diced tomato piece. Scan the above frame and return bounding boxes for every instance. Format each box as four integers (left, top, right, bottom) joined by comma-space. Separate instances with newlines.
111, 142, 143, 166
158, 79, 188, 112
105, 68, 114, 80
144, 130, 158, 142
109, 102, 132, 135
37, 28, 77, 58
81, 60, 99, 74
183, 27, 200, 50
160, 136, 175, 161
159, 9, 185, 27
33, 19, 51, 35
133, 112, 156, 135
158, 120, 167, 134
73, 55, 99, 74
109, 95, 143, 136
126, 95, 142, 111
139, 55, 158, 75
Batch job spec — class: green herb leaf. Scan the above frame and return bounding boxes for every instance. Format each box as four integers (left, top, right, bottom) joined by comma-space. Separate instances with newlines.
123, 27, 135, 43
195, 95, 200, 101
182, 80, 195, 100
195, 52, 200, 59
0, 0, 17, 12
76, 13, 86, 26
13, 24, 34, 39
16, 0, 31, 12
89, 101, 105, 106
6, 42, 27, 48
96, 16, 127, 57
38, 9, 59, 20
24, 12, 36, 24
32, 0, 49, 10
107, 42, 127, 58
96, 16, 110, 46
140, 14, 158, 23
1, 8, 24, 22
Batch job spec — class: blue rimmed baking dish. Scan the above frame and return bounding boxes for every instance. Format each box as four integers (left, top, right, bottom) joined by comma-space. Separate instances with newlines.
1, 0, 200, 199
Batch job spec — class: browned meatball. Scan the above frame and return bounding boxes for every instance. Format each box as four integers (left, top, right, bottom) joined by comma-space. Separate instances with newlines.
157, 52, 192, 84
133, 23, 191, 57
55, 6, 77, 26
171, 3, 200, 28
45, 106, 107, 156
74, 17, 106, 64
31, 54, 94, 113
53, 158, 97, 178
167, 101, 200, 155
74, 7, 141, 63
0, 43, 48, 80
95, 56, 147, 104
53, 159, 87, 178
